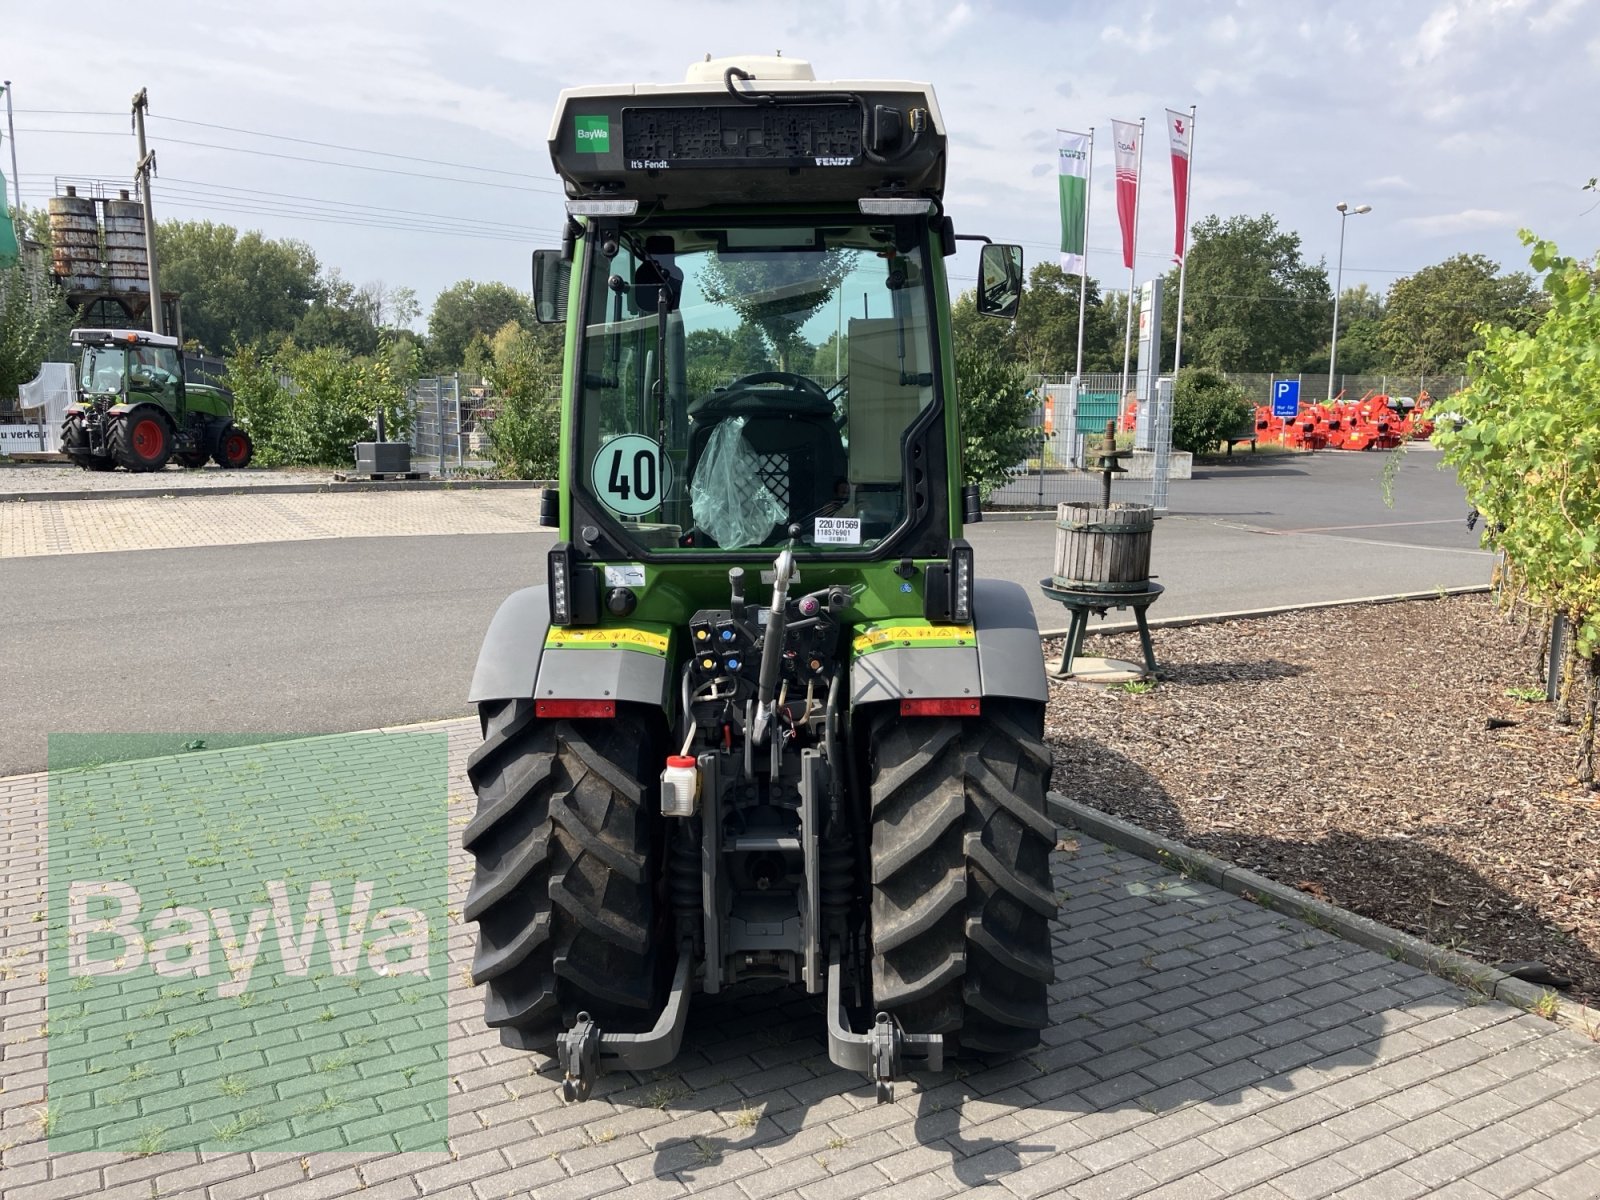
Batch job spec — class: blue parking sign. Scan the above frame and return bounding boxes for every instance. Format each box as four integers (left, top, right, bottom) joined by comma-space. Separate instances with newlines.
1272, 379, 1300, 419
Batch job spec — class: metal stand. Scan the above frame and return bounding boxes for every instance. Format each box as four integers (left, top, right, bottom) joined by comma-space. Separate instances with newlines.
824, 949, 943, 1103
1039, 579, 1164, 680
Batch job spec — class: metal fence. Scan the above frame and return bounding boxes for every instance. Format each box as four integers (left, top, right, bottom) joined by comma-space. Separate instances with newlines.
409, 375, 465, 473
1225, 371, 1467, 408
987, 374, 1175, 512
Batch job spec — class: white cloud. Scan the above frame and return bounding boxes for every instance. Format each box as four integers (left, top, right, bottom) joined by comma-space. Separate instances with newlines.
1399, 209, 1517, 235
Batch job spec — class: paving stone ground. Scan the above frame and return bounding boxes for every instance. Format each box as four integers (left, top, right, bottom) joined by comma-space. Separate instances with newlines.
0, 490, 542, 558
3, 718, 1599, 1199
0, 464, 340, 494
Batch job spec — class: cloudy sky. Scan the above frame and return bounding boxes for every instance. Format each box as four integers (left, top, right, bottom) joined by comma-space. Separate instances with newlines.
6, 0, 1596, 322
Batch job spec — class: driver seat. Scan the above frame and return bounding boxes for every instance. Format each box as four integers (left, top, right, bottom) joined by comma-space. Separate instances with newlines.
686, 383, 846, 529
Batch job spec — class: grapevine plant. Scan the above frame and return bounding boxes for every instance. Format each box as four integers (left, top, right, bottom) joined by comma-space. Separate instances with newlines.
1435, 231, 1599, 780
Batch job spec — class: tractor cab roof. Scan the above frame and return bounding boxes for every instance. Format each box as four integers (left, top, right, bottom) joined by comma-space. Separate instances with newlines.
548, 55, 947, 210
71, 328, 181, 350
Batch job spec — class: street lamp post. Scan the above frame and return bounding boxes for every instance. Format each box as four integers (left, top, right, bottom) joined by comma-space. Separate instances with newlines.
1327, 202, 1371, 403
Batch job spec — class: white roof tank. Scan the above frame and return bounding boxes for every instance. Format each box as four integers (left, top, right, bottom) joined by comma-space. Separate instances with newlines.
684, 55, 816, 84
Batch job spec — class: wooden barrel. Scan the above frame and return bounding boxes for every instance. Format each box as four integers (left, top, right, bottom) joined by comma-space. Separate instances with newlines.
1052, 502, 1153, 593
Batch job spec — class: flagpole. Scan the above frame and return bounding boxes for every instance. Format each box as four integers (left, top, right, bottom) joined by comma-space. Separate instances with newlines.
1119, 117, 1145, 405
1172, 105, 1196, 377
1074, 126, 1093, 383
3, 82, 20, 216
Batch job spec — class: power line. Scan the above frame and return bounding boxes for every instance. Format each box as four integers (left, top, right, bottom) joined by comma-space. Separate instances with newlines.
15, 126, 561, 194
18, 107, 548, 180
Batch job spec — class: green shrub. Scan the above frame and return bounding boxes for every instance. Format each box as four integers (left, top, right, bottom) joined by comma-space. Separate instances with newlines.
224, 339, 409, 467
955, 341, 1041, 501
1171, 366, 1252, 456
484, 321, 560, 479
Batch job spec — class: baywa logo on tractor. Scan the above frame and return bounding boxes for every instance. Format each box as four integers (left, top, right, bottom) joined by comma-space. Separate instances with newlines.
460, 55, 1047, 1106
63, 328, 254, 472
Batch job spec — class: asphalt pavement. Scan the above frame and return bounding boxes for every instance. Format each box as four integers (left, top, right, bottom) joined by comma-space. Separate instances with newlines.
0, 452, 1491, 775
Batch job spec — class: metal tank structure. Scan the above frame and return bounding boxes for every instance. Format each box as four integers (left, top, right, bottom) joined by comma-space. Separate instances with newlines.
102, 194, 150, 293
47, 189, 101, 292
46, 182, 179, 337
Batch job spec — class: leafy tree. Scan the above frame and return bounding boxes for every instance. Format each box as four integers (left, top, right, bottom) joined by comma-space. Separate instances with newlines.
0, 258, 72, 401
1009, 263, 1122, 374
954, 340, 1039, 500
1326, 283, 1388, 375
685, 324, 774, 395
155, 220, 321, 353
1435, 232, 1600, 777
484, 320, 560, 479
1170, 366, 1252, 455
701, 249, 854, 370
426, 280, 532, 370
1165, 214, 1330, 372
292, 269, 380, 356
1379, 254, 1541, 374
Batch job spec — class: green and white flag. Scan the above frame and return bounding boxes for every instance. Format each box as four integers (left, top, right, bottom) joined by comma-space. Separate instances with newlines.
0, 84, 18, 266
1057, 129, 1091, 278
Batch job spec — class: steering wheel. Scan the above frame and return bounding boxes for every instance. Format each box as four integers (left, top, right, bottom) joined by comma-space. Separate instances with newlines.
723, 371, 829, 403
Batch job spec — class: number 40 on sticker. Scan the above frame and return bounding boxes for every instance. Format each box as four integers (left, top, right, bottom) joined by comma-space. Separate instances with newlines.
591, 434, 674, 517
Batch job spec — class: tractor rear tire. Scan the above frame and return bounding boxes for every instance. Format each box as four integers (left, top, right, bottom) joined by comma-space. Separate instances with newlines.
868, 701, 1057, 1055
110, 405, 173, 472
213, 425, 253, 469
462, 699, 667, 1051
61, 419, 114, 470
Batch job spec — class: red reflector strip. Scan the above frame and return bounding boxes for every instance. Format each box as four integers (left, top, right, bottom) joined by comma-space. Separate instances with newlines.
900, 698, 981, 717
536, 700, 616, 718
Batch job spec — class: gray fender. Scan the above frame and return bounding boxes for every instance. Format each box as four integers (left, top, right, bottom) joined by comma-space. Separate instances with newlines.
850, 577, 1047, 707
467, 585, 672, 711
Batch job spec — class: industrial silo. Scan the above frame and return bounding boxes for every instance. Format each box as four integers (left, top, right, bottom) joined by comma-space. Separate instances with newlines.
47, 189, 101, 292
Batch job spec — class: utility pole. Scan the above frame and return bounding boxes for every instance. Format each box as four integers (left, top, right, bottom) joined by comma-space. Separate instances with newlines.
131, 87, 164, 335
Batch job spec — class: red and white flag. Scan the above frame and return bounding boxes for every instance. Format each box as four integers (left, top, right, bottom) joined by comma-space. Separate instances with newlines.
1167, 108, 1193, 261
1111, 119, 1141, 270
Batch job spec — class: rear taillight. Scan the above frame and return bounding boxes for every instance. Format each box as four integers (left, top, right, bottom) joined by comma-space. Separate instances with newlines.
536, 700, 616, 718
900, 698, 981, 717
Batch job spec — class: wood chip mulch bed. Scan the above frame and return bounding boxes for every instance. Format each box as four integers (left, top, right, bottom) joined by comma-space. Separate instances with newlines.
1043, 593, 1600, 1009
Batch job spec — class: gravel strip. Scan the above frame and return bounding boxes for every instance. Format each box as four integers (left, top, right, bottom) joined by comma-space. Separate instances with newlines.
0, 461, 336, 492
1044, 593, 1600, 1007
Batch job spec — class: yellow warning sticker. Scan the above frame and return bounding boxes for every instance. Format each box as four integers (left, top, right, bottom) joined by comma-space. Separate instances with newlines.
546, 626, 670, 655
852, 623, 975, 653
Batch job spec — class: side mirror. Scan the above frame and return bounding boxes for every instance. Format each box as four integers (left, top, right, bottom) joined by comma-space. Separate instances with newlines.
975, 243, 1024, 320
531, 249, 571, 324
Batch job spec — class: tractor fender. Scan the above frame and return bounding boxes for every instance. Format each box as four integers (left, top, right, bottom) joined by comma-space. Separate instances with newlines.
467, 585, 672, 712
849, 578, 1048, 708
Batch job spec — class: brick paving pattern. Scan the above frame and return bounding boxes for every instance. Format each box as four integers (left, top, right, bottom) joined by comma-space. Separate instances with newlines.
3, 717, 1598, 1198
0, 491, 542, 558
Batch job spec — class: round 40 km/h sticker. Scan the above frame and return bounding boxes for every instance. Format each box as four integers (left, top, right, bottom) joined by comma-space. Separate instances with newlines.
591, 434, 673, 517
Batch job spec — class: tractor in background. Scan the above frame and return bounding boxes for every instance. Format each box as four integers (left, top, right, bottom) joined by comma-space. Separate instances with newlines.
63, 328, 253, 472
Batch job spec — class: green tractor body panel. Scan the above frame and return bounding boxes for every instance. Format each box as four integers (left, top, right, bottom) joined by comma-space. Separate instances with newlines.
63, 329, 253, 471
463, 55, 1048, 1102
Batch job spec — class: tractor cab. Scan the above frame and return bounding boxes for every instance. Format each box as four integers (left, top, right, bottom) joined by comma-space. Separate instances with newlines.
76, 329, 184, 405
63, 328, 253, 473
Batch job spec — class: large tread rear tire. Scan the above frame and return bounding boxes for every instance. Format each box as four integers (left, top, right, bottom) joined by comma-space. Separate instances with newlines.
61, 418, 114, 470
868, 701, 1056, 1055
463, 699, 666, 1051
110, 405, 172, 472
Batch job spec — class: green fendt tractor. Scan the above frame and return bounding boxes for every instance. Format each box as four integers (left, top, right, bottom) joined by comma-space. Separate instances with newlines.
63, 328, 254, 472
464, 55, 1052, 1103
